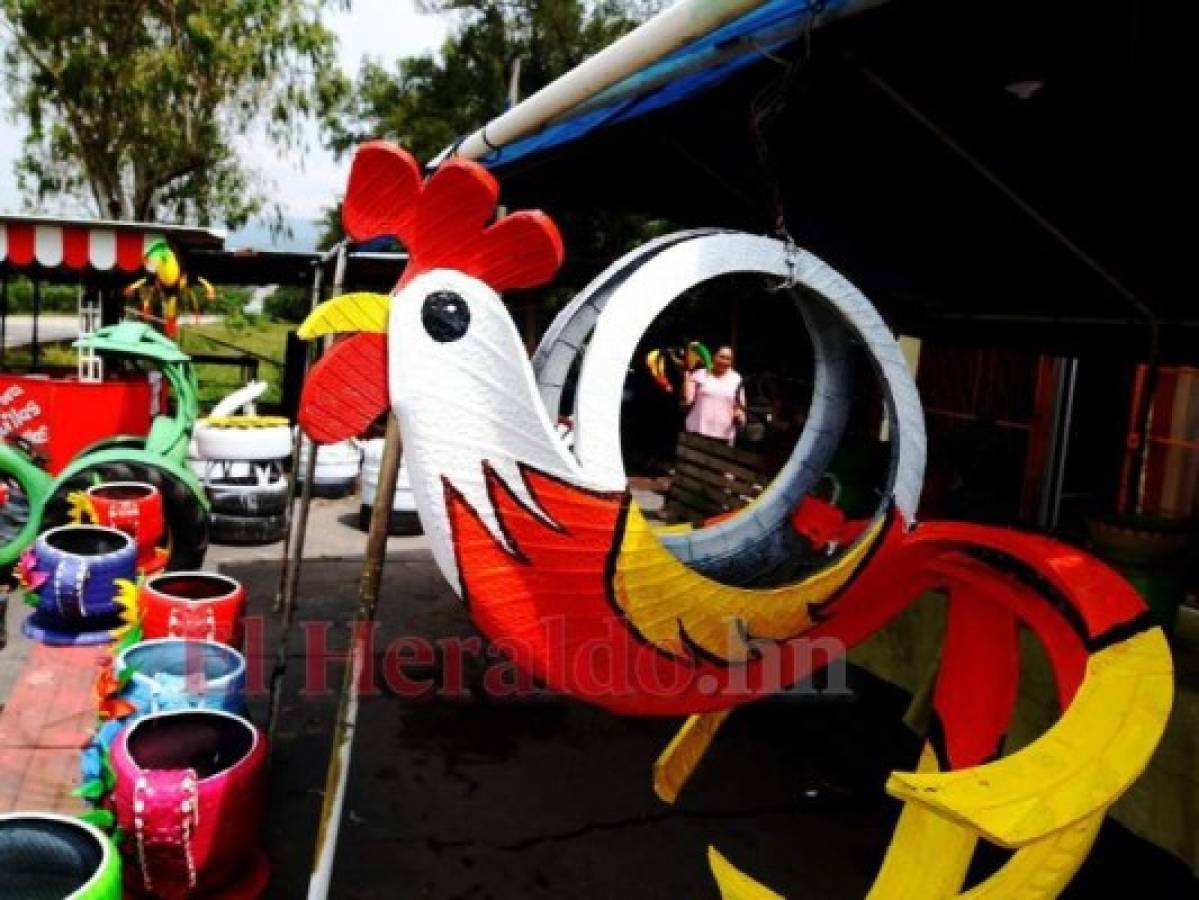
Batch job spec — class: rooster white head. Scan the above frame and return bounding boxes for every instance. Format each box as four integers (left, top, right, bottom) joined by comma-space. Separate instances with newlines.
297, 142, 613, 590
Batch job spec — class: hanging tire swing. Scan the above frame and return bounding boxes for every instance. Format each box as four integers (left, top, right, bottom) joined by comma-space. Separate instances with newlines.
533, 231, 925, 586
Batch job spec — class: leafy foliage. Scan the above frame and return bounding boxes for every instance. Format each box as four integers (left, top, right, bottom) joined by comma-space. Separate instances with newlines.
263, 285, 311, 323
321, 0, 672, 288
326, 0, 651, 163
0, 276, 79, 313
0, 0, 351, 228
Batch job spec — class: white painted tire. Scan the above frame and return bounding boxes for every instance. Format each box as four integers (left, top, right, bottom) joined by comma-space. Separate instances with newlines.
189, 454, 254, 481
194, 422, 292, 461
535, 231, 925, 586
360, 439, 417, 513
210, 380, 268, 417
206, 470, 289, 516
299, 438, 363, 484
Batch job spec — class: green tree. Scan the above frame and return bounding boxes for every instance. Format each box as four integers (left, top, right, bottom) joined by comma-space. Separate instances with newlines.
326, 0, 647, 163
321, 0, 670, 280
0, 0, 350, 228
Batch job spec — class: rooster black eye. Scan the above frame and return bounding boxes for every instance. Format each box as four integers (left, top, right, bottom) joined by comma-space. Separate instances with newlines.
421, 291, 471, 342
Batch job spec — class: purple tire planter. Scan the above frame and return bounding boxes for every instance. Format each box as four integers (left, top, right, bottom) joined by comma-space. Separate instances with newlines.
23, 525, 137, 646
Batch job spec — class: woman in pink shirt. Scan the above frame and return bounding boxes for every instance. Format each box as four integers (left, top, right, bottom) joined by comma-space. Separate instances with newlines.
682, 346, 746, 444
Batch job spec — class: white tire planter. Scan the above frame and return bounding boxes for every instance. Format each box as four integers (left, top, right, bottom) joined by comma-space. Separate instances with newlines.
359, 439, 420, 535
194, 420, 292, 462
533, 231, 925, 587
206, 469, 289, 517
188, 452, 253, 481
209, 380, 268, 417
298, 438, 362, 498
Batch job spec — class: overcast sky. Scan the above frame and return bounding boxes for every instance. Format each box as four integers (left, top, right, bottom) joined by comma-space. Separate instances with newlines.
0, 0, 451, 248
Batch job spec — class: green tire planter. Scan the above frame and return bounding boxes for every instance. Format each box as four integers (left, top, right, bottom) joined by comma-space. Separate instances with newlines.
0, 323, 207, 570
0, 812, 121, 899
1086, 513, 1192, 634
1111, 564, 1184, 636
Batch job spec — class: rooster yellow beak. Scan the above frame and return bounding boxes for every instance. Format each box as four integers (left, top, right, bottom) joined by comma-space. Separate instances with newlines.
297, 292, 392, 341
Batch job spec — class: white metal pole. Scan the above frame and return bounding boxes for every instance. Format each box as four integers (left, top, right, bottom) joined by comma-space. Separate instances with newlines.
455, 0, 771, 160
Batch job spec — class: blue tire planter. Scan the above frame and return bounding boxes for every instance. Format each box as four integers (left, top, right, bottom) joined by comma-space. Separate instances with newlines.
117, 638, 248, 719
81, 639, 249, 789
23, 525, 137, 647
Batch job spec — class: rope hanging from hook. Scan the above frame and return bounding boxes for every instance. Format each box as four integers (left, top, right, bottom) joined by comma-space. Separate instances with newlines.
749, 0, 826, 243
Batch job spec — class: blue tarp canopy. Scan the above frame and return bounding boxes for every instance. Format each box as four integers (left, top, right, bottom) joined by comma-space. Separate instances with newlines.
468, 0, 1187, 361
478, 0, 875, 173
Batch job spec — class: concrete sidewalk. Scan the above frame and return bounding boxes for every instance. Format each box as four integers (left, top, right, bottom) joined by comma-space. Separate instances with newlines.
0, 492, 411, 715
1, 315, 78, 349
203, 492, 426, 570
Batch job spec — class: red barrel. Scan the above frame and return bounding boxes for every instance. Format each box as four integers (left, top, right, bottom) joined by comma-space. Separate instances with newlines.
140, 573, 246, 648
87, 482, 166, 574
111, 710, 268, 899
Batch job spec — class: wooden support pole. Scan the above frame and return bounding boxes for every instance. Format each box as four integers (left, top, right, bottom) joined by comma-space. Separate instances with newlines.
268, 245, 342, 746
306, 414, 403, 899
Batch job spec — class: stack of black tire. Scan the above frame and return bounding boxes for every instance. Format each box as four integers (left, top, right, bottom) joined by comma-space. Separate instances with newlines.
193, 418, 291, 545
298, 438, 361, 500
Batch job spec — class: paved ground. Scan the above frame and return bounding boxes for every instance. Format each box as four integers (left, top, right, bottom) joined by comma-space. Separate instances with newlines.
232, 552, 1197, 899
1, 490, 1195, 896
0, 313, 222, 350
0, 314, 78, 349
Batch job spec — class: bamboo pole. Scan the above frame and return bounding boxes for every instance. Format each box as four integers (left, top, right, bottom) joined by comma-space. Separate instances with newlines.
272, 258, 327, 613
307, 414, 403, 899
268, 244, 345, 746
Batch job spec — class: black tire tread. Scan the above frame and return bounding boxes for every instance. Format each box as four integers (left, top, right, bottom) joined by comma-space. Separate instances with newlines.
210, 511, 287, 545
206, 478, 289, 516
43, 460, 209, 570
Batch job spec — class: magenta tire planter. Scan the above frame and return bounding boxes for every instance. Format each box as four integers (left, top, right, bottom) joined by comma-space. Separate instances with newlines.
112, 709, 268, 898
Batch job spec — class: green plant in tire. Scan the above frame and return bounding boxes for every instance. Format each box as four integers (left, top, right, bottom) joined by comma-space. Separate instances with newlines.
0, 812, 122, 899
0, 323, 209, 571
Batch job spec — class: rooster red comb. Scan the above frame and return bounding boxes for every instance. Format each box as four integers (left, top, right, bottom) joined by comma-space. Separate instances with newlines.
296, 142, 565, 444
344, 140, 564, 291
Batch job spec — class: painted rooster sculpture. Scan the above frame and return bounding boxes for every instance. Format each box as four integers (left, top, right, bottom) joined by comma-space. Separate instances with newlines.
298, 142, 1173, 898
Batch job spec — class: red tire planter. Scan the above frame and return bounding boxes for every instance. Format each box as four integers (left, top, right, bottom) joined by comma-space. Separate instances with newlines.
141, 572, 247, 648
87, 482, 167, 574
112, 710, 269, 899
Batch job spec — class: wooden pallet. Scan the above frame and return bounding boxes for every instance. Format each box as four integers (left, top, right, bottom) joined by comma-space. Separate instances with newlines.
0, 643, 103, 814
662, 432, 769, 524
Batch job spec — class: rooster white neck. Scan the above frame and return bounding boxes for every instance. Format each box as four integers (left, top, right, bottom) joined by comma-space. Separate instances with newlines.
387, 269, 623, 594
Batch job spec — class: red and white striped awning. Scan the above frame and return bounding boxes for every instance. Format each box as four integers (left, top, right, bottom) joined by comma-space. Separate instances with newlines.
0, 215, 224, 273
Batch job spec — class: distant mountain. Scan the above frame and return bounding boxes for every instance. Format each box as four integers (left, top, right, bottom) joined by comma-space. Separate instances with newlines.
227, 217, 322, 253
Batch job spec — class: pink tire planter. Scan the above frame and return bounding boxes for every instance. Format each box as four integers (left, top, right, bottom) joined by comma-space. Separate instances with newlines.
87, 482, 168, 574
141, 572, 247, 648
112, 710, 269, 899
